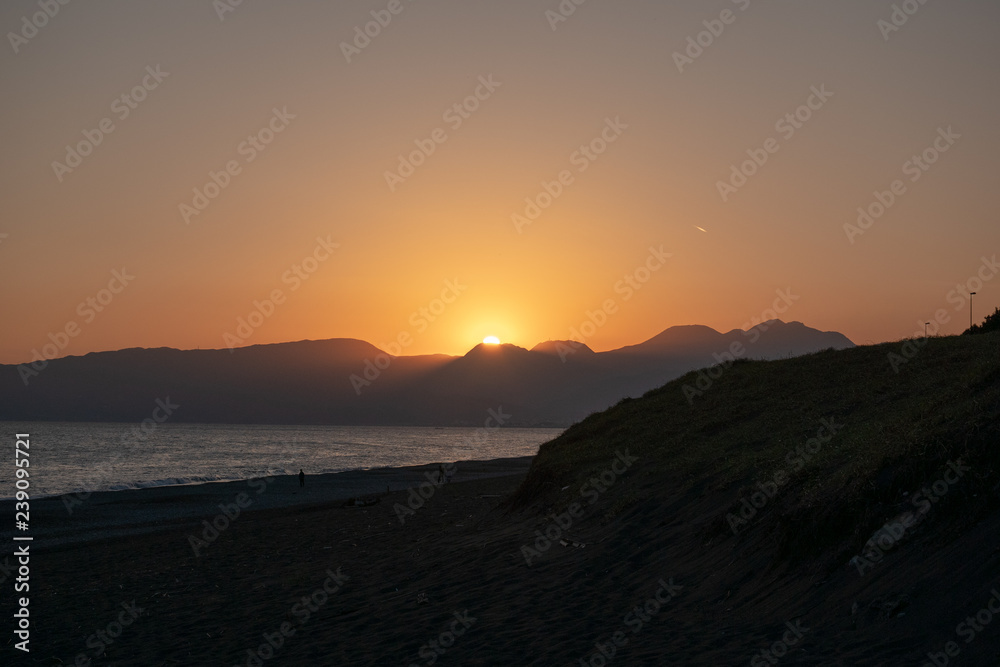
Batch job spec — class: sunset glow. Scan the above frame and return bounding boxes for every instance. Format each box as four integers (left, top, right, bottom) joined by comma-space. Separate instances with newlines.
1, 1, 997, 365
3, 4, 1000, 664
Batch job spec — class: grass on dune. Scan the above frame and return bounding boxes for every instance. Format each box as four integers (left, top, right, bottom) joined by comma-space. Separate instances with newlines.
511, 332, 1000, 562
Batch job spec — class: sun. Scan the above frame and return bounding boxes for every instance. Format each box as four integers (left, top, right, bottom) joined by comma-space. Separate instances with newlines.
482, 336, 501, 345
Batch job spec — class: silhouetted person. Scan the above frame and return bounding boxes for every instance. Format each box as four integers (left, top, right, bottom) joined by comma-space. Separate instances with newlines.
438, 464, 445, 484
299, 469, 305, 487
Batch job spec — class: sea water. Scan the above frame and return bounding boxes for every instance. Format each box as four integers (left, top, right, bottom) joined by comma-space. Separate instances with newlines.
0, 422, 560, 499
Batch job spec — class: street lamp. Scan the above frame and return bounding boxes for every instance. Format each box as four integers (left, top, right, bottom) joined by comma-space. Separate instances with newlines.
971, 292, 977, 330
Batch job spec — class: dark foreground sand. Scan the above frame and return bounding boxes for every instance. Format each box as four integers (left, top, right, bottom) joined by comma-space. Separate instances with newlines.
3, 456, 1000, 665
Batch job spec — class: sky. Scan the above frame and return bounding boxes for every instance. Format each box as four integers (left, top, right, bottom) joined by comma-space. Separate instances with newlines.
1, 0, 998, 364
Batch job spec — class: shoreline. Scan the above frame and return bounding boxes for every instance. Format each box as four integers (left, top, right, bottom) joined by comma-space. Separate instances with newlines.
0, 455, 534, 550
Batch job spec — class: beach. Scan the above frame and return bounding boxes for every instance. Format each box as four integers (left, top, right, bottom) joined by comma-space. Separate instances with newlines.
5, 449, 998, 665
1, 457, 539, 665
1, 457, 534, 550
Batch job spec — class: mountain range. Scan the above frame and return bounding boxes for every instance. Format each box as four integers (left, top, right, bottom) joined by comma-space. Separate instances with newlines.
0, 320, 854, 426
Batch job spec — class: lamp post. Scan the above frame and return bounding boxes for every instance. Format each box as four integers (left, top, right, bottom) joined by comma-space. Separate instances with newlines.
971, 292, 977, 331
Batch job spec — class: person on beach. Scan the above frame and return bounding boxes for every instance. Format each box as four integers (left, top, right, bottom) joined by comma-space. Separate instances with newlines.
299, 469, 305, 487
438, 464, 445, 484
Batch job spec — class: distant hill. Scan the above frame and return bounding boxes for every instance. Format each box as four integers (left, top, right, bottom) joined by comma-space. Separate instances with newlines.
530, 340, 595, 356
0, 320, 853, 426
608, 320, 853, 358
505, 332, 1000, 662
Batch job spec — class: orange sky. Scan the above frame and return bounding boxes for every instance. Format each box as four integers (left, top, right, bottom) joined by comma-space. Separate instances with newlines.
2, 0, 998, 364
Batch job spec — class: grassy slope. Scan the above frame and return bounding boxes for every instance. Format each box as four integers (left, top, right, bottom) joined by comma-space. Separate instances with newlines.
512, 332, 1000, 566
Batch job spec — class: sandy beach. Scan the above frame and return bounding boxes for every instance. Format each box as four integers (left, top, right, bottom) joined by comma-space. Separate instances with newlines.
0, 457, 533, 550
5, 444, 999, 665
1, 457, 539, 666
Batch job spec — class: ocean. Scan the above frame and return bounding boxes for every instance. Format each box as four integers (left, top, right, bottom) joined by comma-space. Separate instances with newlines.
1, 422, 561, 499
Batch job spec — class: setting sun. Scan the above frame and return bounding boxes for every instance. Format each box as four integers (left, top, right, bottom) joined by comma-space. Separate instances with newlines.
483, 336, 501, 345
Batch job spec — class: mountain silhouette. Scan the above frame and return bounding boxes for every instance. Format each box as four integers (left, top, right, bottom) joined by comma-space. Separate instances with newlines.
0, 321, 853, 426
530, 340, 596, 356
